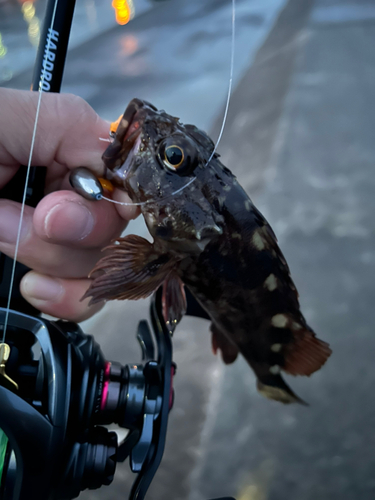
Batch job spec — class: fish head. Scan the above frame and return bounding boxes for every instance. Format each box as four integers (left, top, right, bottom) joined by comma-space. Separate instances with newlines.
103, 98, 228, 251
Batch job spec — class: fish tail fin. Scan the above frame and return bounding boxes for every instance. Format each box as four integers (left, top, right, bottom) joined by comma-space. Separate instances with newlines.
256, 372, 308, 405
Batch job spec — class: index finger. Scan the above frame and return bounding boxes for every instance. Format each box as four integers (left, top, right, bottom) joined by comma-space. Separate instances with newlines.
0, 88, 109, 182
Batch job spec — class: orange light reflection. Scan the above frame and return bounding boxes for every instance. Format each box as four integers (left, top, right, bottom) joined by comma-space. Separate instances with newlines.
112, 0, 134, 26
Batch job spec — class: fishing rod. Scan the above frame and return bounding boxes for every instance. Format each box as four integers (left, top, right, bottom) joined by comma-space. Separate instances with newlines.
0, 0, 234, 499
0, 0, 76, 314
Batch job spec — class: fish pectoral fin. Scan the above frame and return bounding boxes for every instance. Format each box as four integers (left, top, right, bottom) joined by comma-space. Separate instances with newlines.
83, 234, 176, 305
162, 274, 187, 332
256, 374, 308, 406
211, 324, 239, 364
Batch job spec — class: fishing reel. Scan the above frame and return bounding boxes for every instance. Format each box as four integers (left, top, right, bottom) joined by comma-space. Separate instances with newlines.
0, 287, 174, 500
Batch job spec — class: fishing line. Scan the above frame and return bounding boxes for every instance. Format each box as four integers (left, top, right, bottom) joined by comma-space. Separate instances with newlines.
101, 0, 236, 209
1, 0, 59, 343
205, 0, 235, 165
101, 176, 197, 207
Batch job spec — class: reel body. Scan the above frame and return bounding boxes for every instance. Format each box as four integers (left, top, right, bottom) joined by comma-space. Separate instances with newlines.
0, 288, 173, 500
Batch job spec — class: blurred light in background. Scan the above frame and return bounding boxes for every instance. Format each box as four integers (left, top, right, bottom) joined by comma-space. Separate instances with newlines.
0, 34, 7, 59
120, 34, 138, 55
0, 69, 13, 82
21, 1, 40, 47
85, 0, 98, 28
112, 0, 134, 25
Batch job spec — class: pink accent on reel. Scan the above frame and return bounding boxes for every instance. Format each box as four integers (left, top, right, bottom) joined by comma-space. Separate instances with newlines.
100, 361, 112, 411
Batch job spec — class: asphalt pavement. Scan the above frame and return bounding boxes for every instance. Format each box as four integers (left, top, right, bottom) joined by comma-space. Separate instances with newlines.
2, 0, 375, 499
191, 1, 375, 499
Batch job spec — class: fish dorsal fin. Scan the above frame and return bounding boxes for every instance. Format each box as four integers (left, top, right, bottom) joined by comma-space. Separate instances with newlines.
83, 235, 176, 304
282, 325, 332, 376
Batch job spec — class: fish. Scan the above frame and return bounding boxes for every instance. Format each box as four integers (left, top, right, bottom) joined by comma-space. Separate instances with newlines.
84, 98, 332, 404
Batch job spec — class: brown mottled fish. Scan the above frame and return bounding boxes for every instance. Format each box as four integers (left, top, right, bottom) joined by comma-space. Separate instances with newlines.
84, 98, 331, 404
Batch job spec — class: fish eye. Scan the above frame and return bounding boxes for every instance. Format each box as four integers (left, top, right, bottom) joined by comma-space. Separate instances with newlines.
164, 145, 184, 169
157, 137, 198, 176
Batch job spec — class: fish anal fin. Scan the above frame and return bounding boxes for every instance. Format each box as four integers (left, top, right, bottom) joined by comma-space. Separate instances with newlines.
283, 328, 332, 376
83, 234, 176, 304
211, 324, 239, 365
162, 274, 187, 332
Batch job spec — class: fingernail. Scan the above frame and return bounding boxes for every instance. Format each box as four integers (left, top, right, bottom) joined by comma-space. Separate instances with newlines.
0, 202, 29, 244
44, 201, 94, 241
22, 273, 63, 302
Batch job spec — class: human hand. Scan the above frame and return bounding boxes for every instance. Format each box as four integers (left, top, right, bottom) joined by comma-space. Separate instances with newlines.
0, 88, 138, 321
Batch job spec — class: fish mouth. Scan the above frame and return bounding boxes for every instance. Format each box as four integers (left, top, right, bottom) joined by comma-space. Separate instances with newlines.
122, 98, 157, 136
102, 99, 157, 185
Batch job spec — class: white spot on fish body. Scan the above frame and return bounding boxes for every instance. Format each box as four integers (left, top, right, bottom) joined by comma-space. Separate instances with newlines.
252, 230, 266, 250
264, 273, 277, 291
223, 185, 231, 192
292, 322, 302, 331
244, 200, 251, 211
271, 314, 288, 328
271, 343, 282, 352
269, 364, 281, 374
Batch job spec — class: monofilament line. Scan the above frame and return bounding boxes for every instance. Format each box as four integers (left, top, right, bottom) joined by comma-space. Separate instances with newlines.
101, 176, 197, 206
1, 0, 59, 343
102, 0, 236, 209
205, 0, 235, 166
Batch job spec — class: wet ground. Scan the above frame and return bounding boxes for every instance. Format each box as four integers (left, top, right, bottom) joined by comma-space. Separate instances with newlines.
2, 0, 375, 498
198, 1, 375, 499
